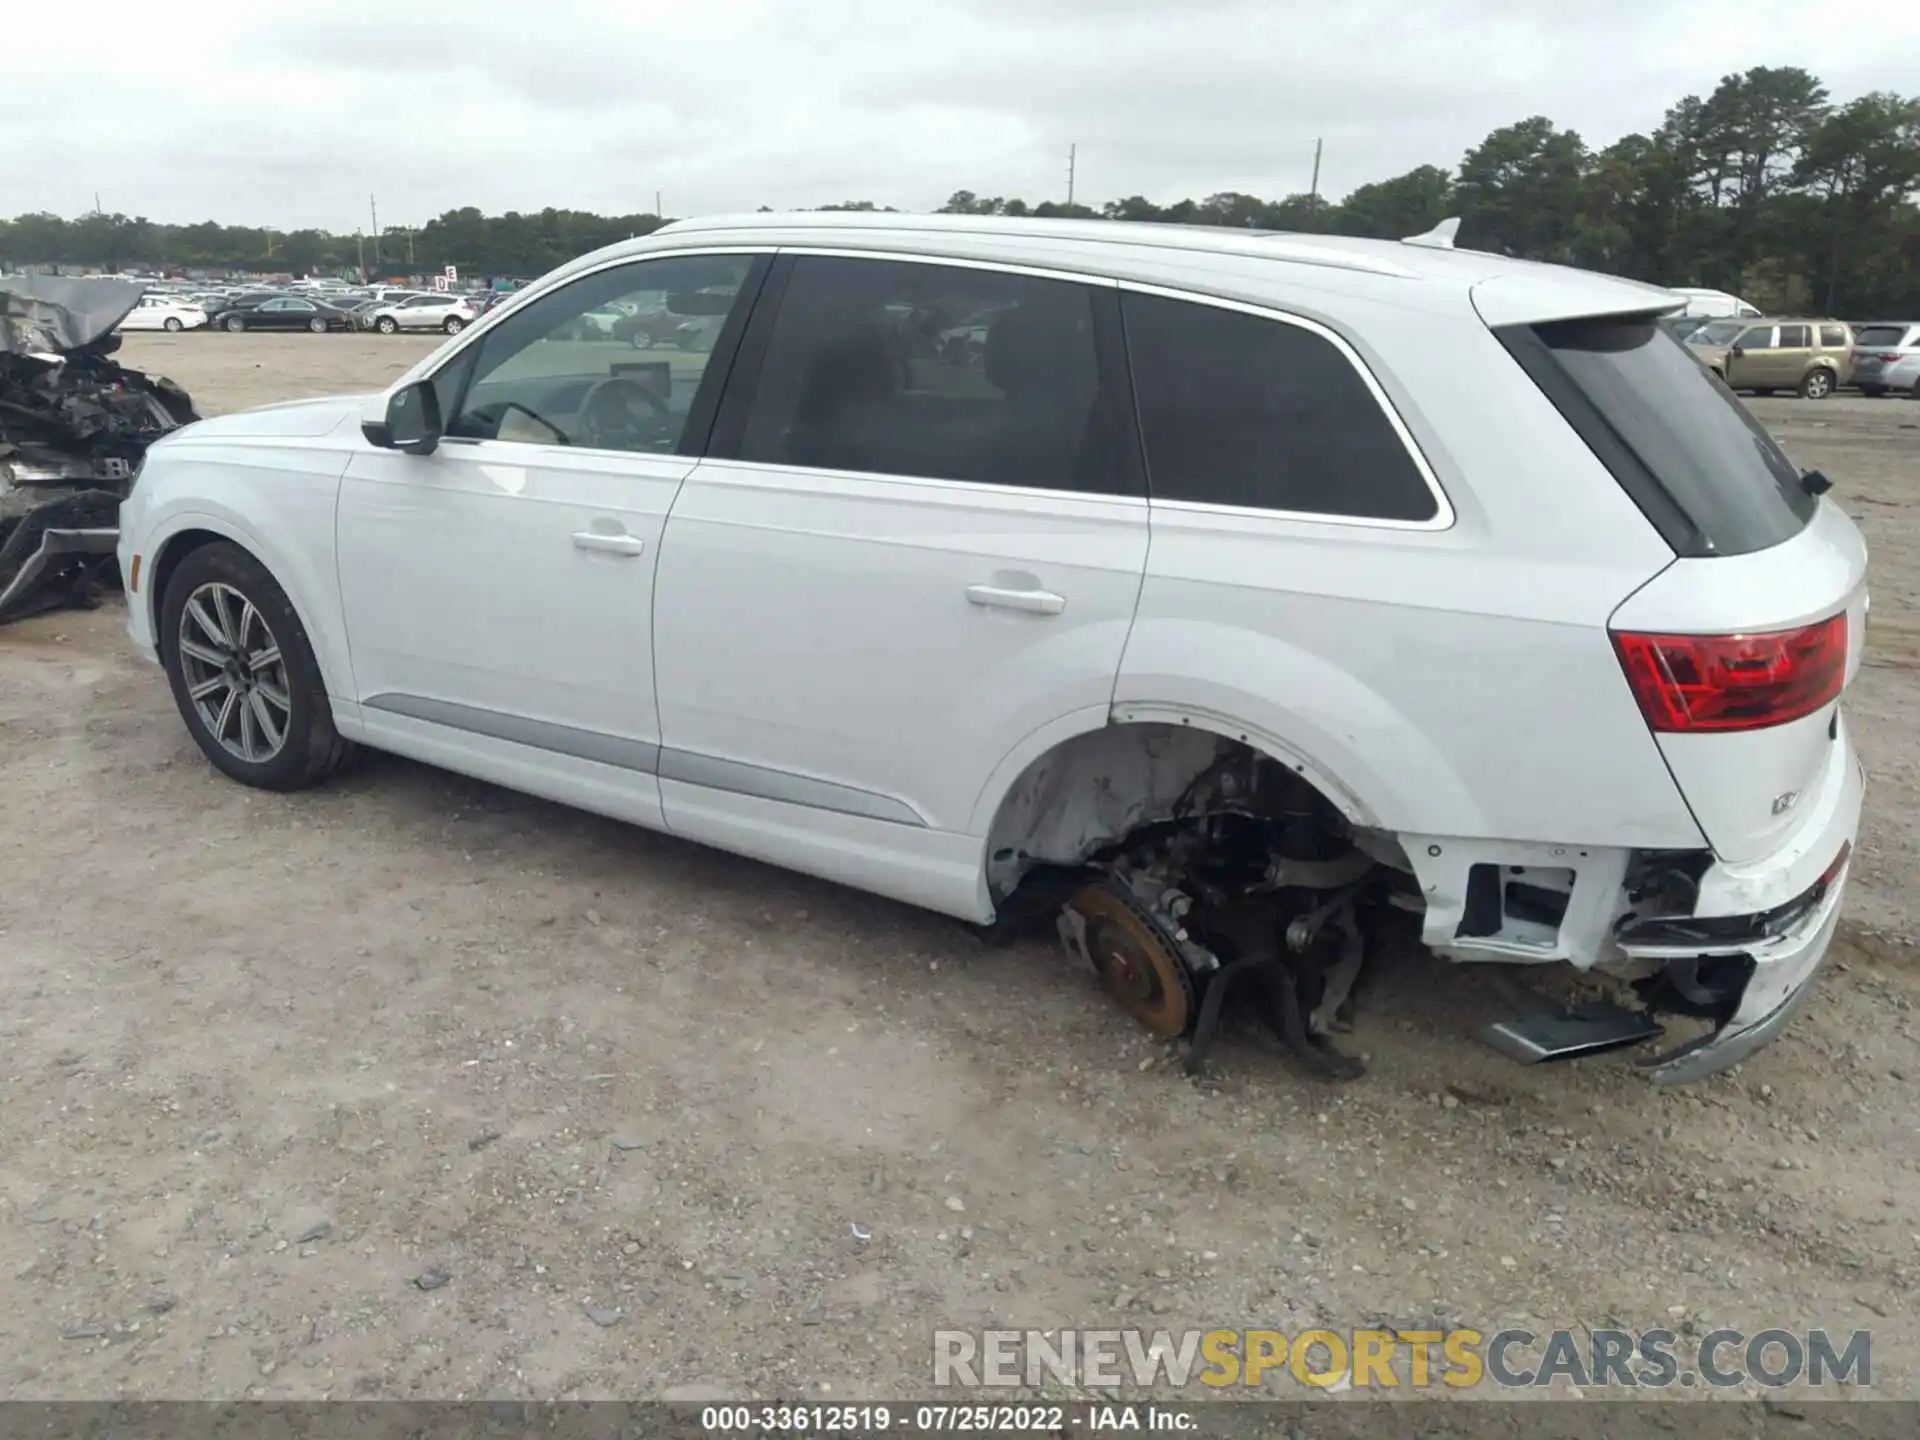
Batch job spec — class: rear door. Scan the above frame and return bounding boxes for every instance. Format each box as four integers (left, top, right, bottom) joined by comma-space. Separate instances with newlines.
1774, 323, 1813, 388
651, 251, 1148, 848
1497, 314, 1865, 866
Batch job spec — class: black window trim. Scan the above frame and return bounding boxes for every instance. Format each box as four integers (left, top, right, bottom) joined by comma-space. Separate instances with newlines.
704, 246, 1148, 503
1114, 279, 1457, 532
419, 246, 775, 460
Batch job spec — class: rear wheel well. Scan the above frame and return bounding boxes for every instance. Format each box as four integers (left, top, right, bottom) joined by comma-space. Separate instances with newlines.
982, 721, 1394, 909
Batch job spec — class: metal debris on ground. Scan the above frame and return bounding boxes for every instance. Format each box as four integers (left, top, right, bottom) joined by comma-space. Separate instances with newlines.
0, 276, 199, 624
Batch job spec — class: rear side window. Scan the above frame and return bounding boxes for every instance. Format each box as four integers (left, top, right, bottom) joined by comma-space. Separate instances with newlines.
1497, 315, 1816, 558
729, 256, 1137, 496
1819, 325, 1848, 348
1119, 292, 1439, 522
1853, 325, 1911, 348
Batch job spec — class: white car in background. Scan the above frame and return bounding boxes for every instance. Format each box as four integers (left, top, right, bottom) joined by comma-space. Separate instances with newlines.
119, 295, 209, 332
367, 293, 478, 335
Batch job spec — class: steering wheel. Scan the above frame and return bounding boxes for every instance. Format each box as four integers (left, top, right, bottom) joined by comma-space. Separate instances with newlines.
576, 375, 673, 450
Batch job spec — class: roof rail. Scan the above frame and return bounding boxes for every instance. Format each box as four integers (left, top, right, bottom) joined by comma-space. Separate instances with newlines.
1402, 217, 1461, 250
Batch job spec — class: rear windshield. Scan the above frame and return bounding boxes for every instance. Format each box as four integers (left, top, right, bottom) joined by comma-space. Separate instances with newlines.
1497, 315, 1816, 558
1853, 325, 1913, 348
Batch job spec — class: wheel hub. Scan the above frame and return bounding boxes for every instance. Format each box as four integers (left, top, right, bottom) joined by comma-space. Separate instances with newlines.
1066, 878, 1196, 1037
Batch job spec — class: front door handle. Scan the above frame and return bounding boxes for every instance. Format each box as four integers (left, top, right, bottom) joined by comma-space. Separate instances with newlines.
572, 530, 646, 557
966, 583, 1065, 616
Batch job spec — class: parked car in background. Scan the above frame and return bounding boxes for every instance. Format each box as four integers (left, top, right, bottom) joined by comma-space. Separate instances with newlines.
1667, 286, 1764, 320
119, 295, 209, 332
1849, 322, 1920, 398
216, 295, 356, 333
1658, 314, 1711, 342
367, 294, 478, 335
1688, 317, 1852, 398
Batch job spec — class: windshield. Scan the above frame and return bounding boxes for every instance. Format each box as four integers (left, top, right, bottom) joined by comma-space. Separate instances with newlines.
1690, 319, 1744, 346
1497, 315, 1816, 558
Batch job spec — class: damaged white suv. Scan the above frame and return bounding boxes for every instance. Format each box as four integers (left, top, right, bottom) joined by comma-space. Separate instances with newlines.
115, 212, 1866, 1084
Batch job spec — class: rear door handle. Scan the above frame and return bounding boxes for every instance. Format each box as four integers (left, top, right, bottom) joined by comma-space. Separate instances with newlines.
966, 583, 1065, 616
572, 530, 646, 557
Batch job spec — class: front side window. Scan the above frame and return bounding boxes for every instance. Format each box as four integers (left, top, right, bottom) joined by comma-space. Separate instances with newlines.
443, 253, 758, 455
1120, 292, 1439, 522
1738, 326, 1778, 350
731, 256, 1133, 495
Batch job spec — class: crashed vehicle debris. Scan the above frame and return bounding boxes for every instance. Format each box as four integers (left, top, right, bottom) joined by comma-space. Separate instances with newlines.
1, 276, 198, 624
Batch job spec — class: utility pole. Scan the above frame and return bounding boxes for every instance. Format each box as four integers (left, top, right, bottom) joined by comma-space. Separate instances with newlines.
369, 194, 381, 269
93, 191, 102, 214
1066, 144, 1077, 207
655, 190, 662, 217
356, 229, 366, 282
1307, 138, 1323, 223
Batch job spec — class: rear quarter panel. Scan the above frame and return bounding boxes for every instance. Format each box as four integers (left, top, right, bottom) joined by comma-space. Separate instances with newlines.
1117, 291, 1705, 849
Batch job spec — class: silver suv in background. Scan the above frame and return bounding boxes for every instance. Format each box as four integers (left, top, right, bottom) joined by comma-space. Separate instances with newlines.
1850, 322, 1920, 398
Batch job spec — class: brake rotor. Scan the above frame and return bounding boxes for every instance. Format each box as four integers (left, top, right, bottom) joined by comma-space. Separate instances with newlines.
1068, 879, 1196, 1037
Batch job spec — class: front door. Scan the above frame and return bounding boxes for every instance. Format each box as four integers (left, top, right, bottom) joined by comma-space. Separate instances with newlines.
650, 253, 1149, 907
1727, 323, 1779, 389
335, 250, 767, 826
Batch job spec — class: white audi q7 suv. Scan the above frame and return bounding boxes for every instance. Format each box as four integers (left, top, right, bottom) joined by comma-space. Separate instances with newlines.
115, 212, 1867, 1085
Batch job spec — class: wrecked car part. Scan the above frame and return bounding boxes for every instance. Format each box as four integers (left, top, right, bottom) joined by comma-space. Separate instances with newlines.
0, 490, 123, 623
0, 277, 196, 625
1479, 1002, 1665, 1064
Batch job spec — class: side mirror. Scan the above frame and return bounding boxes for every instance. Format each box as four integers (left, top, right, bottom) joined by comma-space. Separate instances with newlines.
361, 380, 442, 455
1729, 345, 1744, 358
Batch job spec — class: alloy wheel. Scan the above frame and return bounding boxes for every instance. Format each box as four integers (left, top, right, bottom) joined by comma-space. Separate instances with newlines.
176, 582, 293, 764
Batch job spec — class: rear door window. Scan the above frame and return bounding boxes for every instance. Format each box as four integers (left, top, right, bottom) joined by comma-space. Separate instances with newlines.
1118, 292, 1440, 522
1778, 324, 1810, 348
724, 255, 1138, 497
1497, 315, 1816, 558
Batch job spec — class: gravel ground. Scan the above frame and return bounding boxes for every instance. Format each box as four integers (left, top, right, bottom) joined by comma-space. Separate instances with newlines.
1, 334, 1915, 1404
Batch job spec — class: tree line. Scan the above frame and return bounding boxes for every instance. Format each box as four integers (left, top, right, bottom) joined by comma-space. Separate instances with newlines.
4, 67, 1915, 316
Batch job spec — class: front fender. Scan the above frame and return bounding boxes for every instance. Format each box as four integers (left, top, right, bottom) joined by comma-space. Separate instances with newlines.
129, 459, 353, 703
1113, 618, 1490, 837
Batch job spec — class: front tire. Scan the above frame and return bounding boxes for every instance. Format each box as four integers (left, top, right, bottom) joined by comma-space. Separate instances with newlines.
376, 316, 398, 334
1799, 368, 1835, 400
308, 317, 327, 333
160, 542, 352, 791
163, 316, 184, 332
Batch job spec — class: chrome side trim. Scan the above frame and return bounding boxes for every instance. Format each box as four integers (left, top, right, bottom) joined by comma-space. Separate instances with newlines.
658, 747, 926, 827
363, 693, 926, 827
364, 693, 662, 774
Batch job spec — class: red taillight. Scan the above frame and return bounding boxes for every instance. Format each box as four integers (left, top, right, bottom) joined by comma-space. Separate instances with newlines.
1611, 614, 1848, 733
1875, 352, 1902, 363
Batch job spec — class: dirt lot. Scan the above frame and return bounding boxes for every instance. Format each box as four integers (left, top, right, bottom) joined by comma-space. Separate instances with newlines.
2, 334, 1917, 1404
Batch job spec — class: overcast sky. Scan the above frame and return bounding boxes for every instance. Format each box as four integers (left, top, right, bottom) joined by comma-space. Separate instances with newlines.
8, 0, 1914, 232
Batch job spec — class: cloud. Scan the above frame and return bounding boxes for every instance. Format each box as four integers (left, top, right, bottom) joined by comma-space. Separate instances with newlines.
3, 0, 1913, 231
